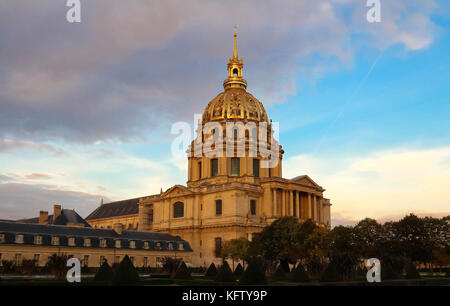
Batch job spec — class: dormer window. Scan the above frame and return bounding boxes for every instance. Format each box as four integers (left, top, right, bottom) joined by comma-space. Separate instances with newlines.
143, 241, 149, 249
15, 234, 24, 244
100, 239, 106, 248
115, 240, 121, 248
0, 234, 5, 243
155, 242, 161, 250
129, 240, 136, 249
168, 242, 173, 250
179, 243, 184, 251
51, 236, 59, 246
84, 238, 91, 247
34, 235, 42, 245
68, 237, 75, 246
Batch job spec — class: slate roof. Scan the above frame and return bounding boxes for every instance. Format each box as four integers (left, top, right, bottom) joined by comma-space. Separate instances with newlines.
0, 220, 192, 252
17, 209, 91, 227
85, 197, 141, 220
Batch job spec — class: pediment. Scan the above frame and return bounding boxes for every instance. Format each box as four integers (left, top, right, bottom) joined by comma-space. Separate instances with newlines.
290, 175, 321, 188
160, 185, 193, 199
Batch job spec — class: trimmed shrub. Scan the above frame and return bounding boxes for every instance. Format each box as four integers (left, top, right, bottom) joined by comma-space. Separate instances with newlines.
234, 263, 244, 278
175, 262, 192, 280
112, 255, 140, 285
290, 263, 309, 283
381, 263, 399, 280
405, 264, 420, 279
446, 268, 450, 277
320, 262, 341, 282
215, 261, 236, 283
273, 264, 287, 281
240, 259, 267, 285
46, 254, 69, 280
94, 260, 114, 282
205, 262, 218, 278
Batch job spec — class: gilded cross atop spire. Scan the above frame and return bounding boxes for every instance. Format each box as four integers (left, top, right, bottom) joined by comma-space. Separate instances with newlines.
224, 27, 247, 90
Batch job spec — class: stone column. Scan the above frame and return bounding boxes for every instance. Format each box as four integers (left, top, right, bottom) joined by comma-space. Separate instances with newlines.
295, 192, 300, 218
272, 188, 277, 217
318, 197, 323, 224
281, 190, 285, 216
289, 191, 294, 216
307, 193, 312, 219
312, 195, 317, 222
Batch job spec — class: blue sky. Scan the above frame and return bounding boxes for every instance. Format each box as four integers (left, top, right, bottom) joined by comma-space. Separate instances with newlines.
0, 0, 449, 225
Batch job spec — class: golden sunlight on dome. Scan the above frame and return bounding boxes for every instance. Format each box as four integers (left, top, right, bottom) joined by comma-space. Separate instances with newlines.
202, 29, 269, 124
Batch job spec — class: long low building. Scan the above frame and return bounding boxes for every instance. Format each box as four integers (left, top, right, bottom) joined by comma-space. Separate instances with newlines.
0, 220, 193, 268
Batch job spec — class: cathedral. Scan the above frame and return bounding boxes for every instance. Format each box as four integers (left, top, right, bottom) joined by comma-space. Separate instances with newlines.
85, 32, 332, 267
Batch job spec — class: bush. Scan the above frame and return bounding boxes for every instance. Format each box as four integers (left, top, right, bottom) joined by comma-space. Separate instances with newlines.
162, 257, 182, 278
240, 259, 267, 285
273, 264, 287, 281
290, 263, 309, 282
21, 260, 37, 275
381, 263, 399, 280
446, 268, 450, 277
46, 254, 69, 280
1, 260, 15, 273
175, 262, 192, 280
234, 263, 244, 278
405, 264, 420, 279
94, 260, 114, 282
112, 255, 140, 285
320, 262, 341, 282
215, 261, 236, 283
205, 263, 218, 278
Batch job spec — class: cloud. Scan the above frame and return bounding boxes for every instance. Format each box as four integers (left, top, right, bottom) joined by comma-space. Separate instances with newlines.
0, 182, 107, 220
24, 173, 52, 180
0, 0, 441, 143
284, 145, 450, 224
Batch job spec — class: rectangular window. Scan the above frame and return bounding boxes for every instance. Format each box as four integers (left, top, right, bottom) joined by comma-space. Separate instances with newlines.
250, 200, 257, 215
100, 256, 105, 265
156, 242, 161, 250
179, 243, 184, 251
34, 254, 40, 266
231, 158, 240, 176
84, 238, 91, 247
173, 202, 184, 218
115, 240, 121, 248
268, 167, 271, 177
83, 255, 89, 267
168, 243, 173, 250
69, 237, 76, 246
130, 240, 136, 249
215, 199, 222, 215
144, 241, 149, 249
143, 257, 148, 268
15, 234, 24, 244
198, 162, 202, 179
51, 236, 59, 246
0, 234, 4, 243
34, 235, 42, 245
211, 159, 218, 177
253, 159, 260, 177
15, 254, 21, 266
214, 237, 222, 258
100, 239, 106, 248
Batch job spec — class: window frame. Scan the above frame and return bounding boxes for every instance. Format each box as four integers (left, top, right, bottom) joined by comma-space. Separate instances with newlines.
215, 199, 223, 216
230, 157, 240, 176
211, 158, 219, 177
173, 201, 184, 218
250, 199, 257, 215
253, 158, 260, 177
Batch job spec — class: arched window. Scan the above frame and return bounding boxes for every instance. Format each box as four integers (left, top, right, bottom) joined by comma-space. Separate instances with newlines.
173, 201, 184, 218
231, 158, 240, 176
233, 68, 238, 77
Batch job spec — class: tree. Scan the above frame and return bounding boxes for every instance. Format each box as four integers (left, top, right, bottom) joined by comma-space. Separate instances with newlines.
21, 259, 36, 275
405, 263, 420, 279
353, 218, 383, 258
273, 264, 287, 281
234, 263, 244, 278
94, 260, 114, 282
240, 258, 267, 285
162, 257, 182, 278
175, 262, 192, 279
46, 253, 69, 280
205, 262, 218, 278
289, 263, 309, 283
215, 261, 236, 283
112, 255, 140, 285
320, 261, 341, 282
221, 238, 249, 270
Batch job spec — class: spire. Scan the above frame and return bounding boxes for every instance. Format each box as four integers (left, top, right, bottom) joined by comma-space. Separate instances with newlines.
233, 25, 238, 59
223, 26, 247, 90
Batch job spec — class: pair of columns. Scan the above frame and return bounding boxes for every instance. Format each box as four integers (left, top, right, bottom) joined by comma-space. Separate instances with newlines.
272, 188, 323, 223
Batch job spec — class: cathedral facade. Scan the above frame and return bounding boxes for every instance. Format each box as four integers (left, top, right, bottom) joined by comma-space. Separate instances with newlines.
134, 33, 332, 267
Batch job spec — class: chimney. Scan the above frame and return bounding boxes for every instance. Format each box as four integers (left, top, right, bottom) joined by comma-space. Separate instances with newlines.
113, 223, 123, 235
52, 205, 62, 223
39, 211, 48, 224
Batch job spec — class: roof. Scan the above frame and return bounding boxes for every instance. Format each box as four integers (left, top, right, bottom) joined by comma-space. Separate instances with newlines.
85, 197, 141, 220
0, 220, 192, 252
17, 209, 91, 227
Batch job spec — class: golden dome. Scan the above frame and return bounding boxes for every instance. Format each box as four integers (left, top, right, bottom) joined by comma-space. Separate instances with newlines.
202, 88, 269, 124
202, 29, 269, 124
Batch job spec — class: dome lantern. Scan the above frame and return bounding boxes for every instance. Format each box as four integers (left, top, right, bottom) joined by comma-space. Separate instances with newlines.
223, 27, 247, 90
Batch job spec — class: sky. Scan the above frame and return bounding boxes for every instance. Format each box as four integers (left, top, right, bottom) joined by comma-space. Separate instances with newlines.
0, 0, 449, 225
